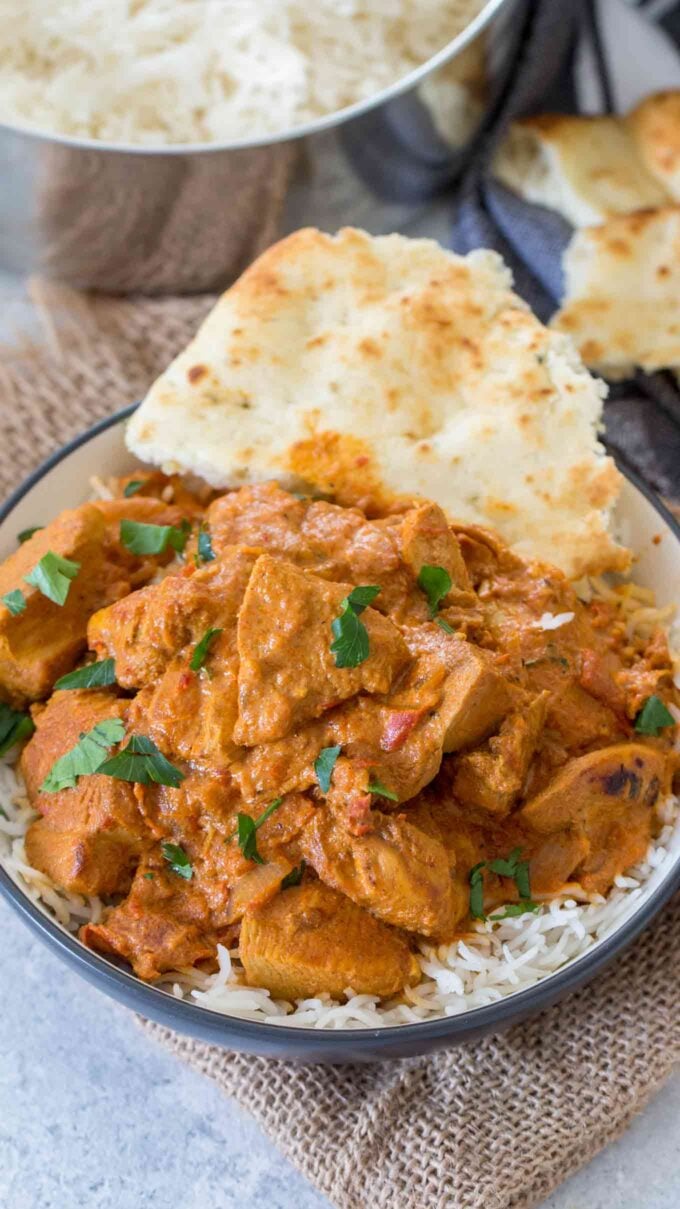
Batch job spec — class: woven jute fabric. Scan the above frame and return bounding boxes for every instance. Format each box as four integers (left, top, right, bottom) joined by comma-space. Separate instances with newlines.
0, 286, 678, 1209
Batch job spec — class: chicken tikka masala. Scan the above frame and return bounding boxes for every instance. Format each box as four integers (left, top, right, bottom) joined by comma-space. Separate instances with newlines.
0, 474, 676, 1002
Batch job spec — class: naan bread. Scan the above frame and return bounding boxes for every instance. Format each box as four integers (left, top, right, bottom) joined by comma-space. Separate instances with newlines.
127, 227, 625, 578
492, 113, 668, 227
552, 208, 680, 378
627, 91, 680, 200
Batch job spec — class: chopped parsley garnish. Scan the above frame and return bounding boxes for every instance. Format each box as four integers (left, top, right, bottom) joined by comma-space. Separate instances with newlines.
2, 589, 26, 616
417, 564, 452, 627
17, 527, 43, 544
123, 479, 146, 498
366, 777, 398, 802
119, 518, 191, 557
634, 695, 675, 736
143, 872, 155, 880
314, 745, 341, 794
54, 658, 117, 691
468, 847, 537, 921
330, 585, 380, 669
25, 552, 80, 606
41, 717, 125, 793
0, 702, 35, 758
281, 862, 305, 889
196, 523, 216, 565
189, 627, 222, 672
97, 734, 184, 788
231, 797, 283, 865
161, 842, 192, 880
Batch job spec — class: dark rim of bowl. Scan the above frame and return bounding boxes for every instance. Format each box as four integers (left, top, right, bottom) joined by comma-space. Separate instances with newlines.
1, 401, 679, 1046
0, 0, 511, 156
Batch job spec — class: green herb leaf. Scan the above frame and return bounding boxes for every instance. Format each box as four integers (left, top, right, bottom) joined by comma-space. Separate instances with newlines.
25, 552, 80, 606
366, 777, 398, 802
197, 523, 216, 565
161, 841, 193, 880
232, 797, 283, 865
17, 526, 43, 544
2, 589, 26, 616
343, 585, 381, 614
97, 733, 184, 788
330, 585, 381, 669
41, 717, 125, 792
634, 695, 675, 736
468, 862, 486, 920
119, 518, 191, 557
436, 617, 455, 635
469, 848, 534, 921
489, 901, 540, 921
123, 479, 146, 498
54, 658, 117, 691
143, 872, 155, 880
0, 703, 35, 758
314, 745, 341, 794
189, 627, 222, 672
281, 862, 305, 890
417, 564, 452, 619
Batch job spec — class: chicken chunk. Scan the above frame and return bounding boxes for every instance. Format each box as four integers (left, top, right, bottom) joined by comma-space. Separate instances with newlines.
520, 743, 670, 894
234, 555, 409, 745
452, 692, 549, 816
239, 881, 420, 1000
301, 806, 462, 936
21, 691, 148, 895
89, 547, 256, 689
0, 506, 126, 703
399, 502, 472, 596
81, 857, 216, 980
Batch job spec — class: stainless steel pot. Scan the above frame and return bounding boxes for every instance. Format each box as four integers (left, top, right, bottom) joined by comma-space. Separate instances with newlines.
0, 0, 526, 294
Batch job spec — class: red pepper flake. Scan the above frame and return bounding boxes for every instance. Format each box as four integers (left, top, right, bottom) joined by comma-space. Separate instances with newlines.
381, 709, 424, 752
346, 793, 374, 836
178, 670, 195, 690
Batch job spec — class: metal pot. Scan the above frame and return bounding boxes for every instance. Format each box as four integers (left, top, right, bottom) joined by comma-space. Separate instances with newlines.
0, 0, 526, 294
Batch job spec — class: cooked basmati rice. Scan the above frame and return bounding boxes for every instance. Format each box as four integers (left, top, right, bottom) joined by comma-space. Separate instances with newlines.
0, 0, 485, 146
1, 575, 677, 1031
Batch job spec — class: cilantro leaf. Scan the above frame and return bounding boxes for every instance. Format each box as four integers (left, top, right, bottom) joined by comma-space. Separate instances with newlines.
54, 658, 117, 691
0, 703, 35, 758
468, 848, 534, 922
468, 862, 486, 920
17, 527, 43, 544
281, 862, 305, 890
231, 797, 283, 865
25, 552, 80, 606
123, 479, 146, 498
189, 627, 222, 672
314, 745, 341, 794
330, 585, 381, 669
417, 564, 452, 620
161, 841, 192, 880
366, 777, 398, 802
2, 589, 26, 616
41, 718, 125, 792
97, 733, 184, 788
343, 585, 381, 614
489, 902, 540, 921
197, 523, 216, 565
634, 695, 675, 736
119, 518, 191, 557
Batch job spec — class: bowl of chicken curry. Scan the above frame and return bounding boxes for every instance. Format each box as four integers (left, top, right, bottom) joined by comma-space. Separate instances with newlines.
0, 406, 678, 1059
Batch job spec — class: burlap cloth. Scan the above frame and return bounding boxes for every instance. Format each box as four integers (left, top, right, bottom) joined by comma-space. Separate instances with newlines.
1, 284, 679, 1209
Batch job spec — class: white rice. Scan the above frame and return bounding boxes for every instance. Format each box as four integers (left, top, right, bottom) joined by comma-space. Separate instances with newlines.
0, 0, 485, 146
2, 755, 678, 1030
